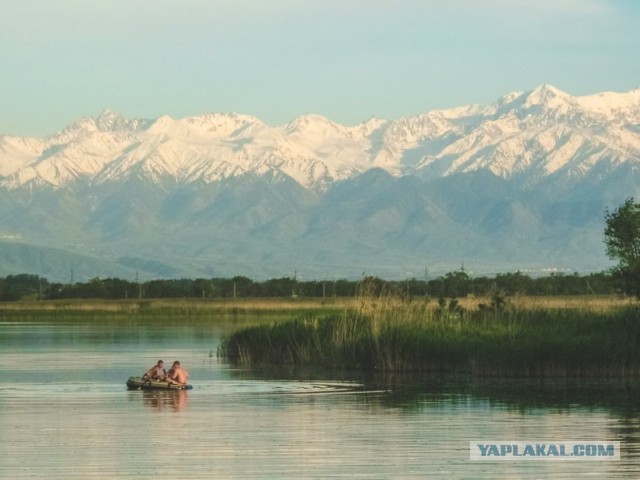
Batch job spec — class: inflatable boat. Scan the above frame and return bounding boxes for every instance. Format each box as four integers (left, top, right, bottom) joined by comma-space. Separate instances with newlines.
126, 376, 193, 391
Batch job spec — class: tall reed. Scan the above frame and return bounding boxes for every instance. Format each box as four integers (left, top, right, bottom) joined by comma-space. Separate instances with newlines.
218, 294, 640, 377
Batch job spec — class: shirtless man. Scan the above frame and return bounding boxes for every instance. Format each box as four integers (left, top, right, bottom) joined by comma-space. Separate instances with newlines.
142, 360, 165, 381
165, 360, 189, 385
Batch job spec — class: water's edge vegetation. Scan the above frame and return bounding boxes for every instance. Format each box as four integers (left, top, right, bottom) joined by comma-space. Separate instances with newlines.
3, 293, 639, 378
219, 296, 640, 377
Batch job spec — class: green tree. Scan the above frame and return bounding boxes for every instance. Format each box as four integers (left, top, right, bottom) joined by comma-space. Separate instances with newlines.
428, 269, 470, 298
604, 197, 640, 297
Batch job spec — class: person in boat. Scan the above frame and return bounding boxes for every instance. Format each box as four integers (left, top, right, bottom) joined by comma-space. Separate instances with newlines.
142, 360, 166, 381
165, 360, 189, 386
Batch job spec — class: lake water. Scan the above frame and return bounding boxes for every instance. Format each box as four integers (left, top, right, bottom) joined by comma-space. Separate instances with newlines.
2, 315, 640, 478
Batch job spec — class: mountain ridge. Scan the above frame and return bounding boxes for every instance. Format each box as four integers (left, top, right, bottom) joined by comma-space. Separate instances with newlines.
3, 84, 640, 191
1, 84, 639, 282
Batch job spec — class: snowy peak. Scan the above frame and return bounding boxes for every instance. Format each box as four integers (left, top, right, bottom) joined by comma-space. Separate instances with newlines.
283, 114, 347, 137
575, 88, 640, 119
492, 84, 640, 122
523, 84, 571, 108
55, 110, 144, 138
144, 114, 188, 137
180, 113, 264, 139
95, 110, 137, 132
489, 85, 574, 120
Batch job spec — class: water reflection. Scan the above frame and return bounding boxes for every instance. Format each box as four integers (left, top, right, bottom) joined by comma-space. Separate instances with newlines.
227, 366, 640, 419
136, 390, 189, 412
4, 317, 640, 478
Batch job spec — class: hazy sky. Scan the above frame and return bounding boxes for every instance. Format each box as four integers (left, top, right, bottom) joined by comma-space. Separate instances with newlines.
1, 0, 639, 136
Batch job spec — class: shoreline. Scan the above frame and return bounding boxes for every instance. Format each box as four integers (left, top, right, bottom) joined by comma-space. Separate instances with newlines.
218, 298, 640, 378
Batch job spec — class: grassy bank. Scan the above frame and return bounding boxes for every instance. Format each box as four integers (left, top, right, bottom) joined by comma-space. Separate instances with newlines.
0, 298, 356, 327
218, 296, 640, 377
0, 297, 355, 315
0, 294, 631, 314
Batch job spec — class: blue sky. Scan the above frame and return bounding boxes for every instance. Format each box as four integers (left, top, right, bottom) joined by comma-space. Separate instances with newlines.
1, 0, 639, 136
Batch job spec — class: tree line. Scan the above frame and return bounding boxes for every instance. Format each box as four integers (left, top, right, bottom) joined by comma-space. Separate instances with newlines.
0, 270, 620, 302
0, 197, 637, 302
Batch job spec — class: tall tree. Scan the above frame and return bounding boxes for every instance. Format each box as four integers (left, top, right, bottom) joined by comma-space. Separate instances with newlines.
604, 197, 640, 297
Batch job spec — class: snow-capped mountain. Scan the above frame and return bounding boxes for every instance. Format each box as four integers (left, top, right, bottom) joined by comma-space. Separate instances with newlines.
3, 84, 639, 191
1, 84, 640, 282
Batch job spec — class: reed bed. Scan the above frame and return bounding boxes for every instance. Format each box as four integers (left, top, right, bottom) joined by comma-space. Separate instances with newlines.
218, 295, 640, 377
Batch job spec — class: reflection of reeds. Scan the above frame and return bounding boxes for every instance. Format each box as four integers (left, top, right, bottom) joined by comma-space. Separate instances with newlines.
219, 293, 640, 377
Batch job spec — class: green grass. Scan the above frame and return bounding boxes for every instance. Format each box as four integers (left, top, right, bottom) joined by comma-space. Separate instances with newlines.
218, 298, 640, 377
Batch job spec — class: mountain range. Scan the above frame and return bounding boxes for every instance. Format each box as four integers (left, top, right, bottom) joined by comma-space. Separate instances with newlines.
1, 84, 639, 282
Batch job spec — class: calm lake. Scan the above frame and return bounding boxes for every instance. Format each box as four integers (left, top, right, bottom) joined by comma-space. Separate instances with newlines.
2, 314, 640, 478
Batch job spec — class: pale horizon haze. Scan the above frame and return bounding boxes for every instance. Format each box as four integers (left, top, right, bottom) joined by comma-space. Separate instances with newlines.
1, 0, 639, 137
